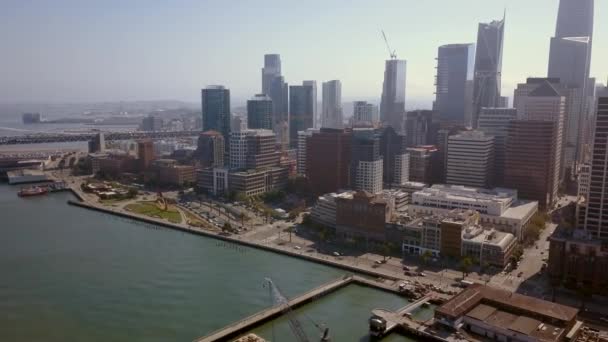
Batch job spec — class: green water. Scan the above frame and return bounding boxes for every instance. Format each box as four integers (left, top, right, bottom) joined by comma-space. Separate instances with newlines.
0, 184, 424, 341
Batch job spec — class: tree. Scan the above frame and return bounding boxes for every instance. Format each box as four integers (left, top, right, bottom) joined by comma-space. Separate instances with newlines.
222, 222, 233, 234
460, 256, 474, 279
421, 250, 433, 266
239, 212, 247, 229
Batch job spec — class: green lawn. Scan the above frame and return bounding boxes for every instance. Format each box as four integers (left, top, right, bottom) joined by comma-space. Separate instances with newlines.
125, 201, 182, 224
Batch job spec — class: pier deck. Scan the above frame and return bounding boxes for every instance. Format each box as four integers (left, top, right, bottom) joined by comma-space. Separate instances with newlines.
194, 275, 354, 342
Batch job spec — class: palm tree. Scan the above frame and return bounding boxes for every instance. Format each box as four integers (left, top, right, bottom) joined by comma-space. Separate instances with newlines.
421, 250, 433, 266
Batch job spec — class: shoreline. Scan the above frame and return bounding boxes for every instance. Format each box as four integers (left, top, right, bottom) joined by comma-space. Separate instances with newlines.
66, 199, 403, 282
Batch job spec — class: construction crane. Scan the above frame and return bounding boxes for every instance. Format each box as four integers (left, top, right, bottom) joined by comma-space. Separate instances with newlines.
381, 30, 397, 59
263, 278, 330, 342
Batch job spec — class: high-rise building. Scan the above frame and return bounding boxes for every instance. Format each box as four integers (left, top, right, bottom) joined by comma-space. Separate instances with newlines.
351, 128, 383, 194
478, 108, 517, 186
472, 16, 505, 128
141, 115, 163, 132
306, 128, 352, 195
229, 129, 279, 171
201, 85, 231, 147
380, 126, 409, 187
88, 132, 106, 153
446, 131, 495, 188
505, 81, 565, 209
353, 101, 378, 127
289, 83, 314, 148
435, 44, 475, 126
247, 94, 273, 130
380, 59, 407, 132
514, 78, 584, 175
555, 0, 594, 39
137, 139, 155, 171
297, 128, 319, 177
321, 80, 343, 129
261, 54, 288, 142
405, 110, 434, 147
407, 146, 438, 184
197, 130, 225, 168
303, 80, 318, 128
582, 97, 608, 239
262, 54, 281, 95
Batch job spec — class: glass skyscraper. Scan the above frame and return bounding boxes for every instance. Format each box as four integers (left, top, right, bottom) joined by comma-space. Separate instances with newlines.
435, 44, 475, 126
380, 59, 406, 132
201, 85, 231, 148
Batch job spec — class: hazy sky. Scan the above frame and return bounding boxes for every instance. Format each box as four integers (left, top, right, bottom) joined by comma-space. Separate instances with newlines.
1, 0, 606, 108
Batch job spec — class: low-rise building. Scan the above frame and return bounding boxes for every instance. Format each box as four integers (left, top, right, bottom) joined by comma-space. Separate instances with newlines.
311, 191, 355, 228
410, 184, 538, 239
335, 191, 392, 247
461, 226, 517, 267
435, 284, 579, 342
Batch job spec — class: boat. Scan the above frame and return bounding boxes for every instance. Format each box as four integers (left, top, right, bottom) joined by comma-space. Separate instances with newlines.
18, 186, 48, 197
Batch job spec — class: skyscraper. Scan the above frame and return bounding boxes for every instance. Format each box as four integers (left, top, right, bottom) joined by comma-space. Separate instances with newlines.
351, 128, 383, 194
505, 81, 565, 209
405, 110, 434, 147
435, 44, 475, 126
306, 128, 352, 195
262, 54, 281, 95
472, 16, 505, 128
261, 54, 288, 143
478, 108, 517, 186
555, 0, 594, 41
247, 94, 273, 130
289, 83, 314, 148
380, 59, 406, 132
353, 101, 378, 127
201, 85, 231, 147
582, 97, 608, 239
446, 131, 495, 188
321, 80, 343, 129
303, 80, 318, 128
197, 130, 225, 168
548, 37, 591, 91
380, 126, 409, 187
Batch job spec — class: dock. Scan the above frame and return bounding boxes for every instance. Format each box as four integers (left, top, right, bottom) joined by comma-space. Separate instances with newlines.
371, 294, 435, 335
194, 275, 354, 342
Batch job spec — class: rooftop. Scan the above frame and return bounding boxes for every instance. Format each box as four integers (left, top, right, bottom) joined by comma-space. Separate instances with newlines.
436, 284, 578, 323
414, 184, 516, 205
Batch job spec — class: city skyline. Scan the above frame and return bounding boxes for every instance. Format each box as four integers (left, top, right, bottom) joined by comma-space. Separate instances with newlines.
1, 0, 607, 107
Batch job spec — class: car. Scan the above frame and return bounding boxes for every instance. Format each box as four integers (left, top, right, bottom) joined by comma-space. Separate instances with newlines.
402, 266, 411, 271
517, 272, 524, 277
332, 252, 340, 256
418, 272, 426, 277
375, 260, 383, 265
294, 246, 301, 250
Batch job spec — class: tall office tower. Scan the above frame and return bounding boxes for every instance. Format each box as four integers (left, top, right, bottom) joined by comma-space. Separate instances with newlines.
137, 139, 155, 171
514, 78, 583, 176
88, 132, 106, 153
289, 83, 314, 148
472, 16, 505, 128
261, 54, 288, 142
229, 129, 279, 170
262, 54, 281, 94
201, 85, 231, 147
321, 80, 343, 129
553, 0, 594, 88
405, 110, 434, 147
446, 131, 495, 188
247, 94, 273, 130
435, 44, 475, 126
351, 128, 383, 194
478, 108, 517, 186
197, 130, 225, 168
380, 59, 407, 132
297, 128, 319, 177
306, 128, 352, 195
303, 81, 318, 128
380, 126, 409, 187
548, 37, 591, 92
498, 96, 509, 108
582, 97, 608, 239
505, 81, 565, 209
353, 101, 378, 127
435, 127, 463, 184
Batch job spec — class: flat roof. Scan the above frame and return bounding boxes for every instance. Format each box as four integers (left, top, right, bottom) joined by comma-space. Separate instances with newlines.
502, 200, 539, 220
436, 284, 578, 323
